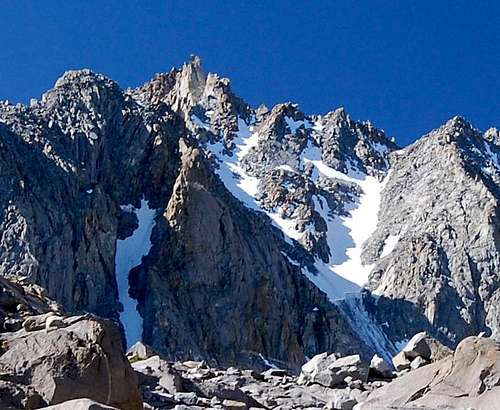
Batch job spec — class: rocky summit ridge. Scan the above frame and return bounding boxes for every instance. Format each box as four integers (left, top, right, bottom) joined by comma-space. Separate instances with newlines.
0, 56, 499, 409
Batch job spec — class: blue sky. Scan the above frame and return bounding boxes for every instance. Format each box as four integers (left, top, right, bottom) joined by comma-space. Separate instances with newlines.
0, 1, 498, 146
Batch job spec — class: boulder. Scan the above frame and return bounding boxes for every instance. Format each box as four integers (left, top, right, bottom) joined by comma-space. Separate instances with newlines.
329, 355, 369, 385
410, 355, 427, 370
158, 371, 183, 394
3, 317, 22, 332
127, 341, 157, 361
369, 354, 393, 379
187, 376, 262, 408
298, 352, 336, 385
262, 368, 288, 378
402, 331, 431, 360
391, 332, 451, 372
0, 315, 142, 410
425, 334, 453, 361
325, 389, 357, 410
222, 399, 248, 409
132, 355, 169, 377
22, 312, 57, 331
357, 336, 500, 409
298, 353, 368, 388
132, 354, 185, 398
44, 398, 119, 409
182, 360, 205, 369
298, 352, 328, 384
45, 315, 66, 329
391, 351, 410, 371
174, 392, 198, 405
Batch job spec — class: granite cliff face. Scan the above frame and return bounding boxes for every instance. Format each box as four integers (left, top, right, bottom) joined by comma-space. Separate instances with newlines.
0, 70, 181, 321
364, 118, 500, 347
0, 56, 499, 373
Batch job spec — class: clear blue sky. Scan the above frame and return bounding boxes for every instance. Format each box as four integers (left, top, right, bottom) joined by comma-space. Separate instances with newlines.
0, 1, 498, 146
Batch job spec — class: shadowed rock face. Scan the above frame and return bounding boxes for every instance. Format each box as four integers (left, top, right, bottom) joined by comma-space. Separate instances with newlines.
0, 71, 181, 321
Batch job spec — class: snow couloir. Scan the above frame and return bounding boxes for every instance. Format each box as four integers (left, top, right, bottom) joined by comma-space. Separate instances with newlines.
204, 116, 396, 303
115, 199, 156, 347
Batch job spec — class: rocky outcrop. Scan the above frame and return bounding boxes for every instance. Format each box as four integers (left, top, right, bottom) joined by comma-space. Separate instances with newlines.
390, 331, 451, 372
297, 352, 369, 388
0, 69, 181, 323
0, 274, 63, 333
357, 336, 500, 409
0, 276, 141, 409
132, 140, 370, 370
0, 57, 383, 371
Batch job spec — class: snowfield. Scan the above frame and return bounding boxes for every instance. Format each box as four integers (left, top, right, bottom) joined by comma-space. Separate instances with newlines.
115, 199, 156, 347
206, 117, 391, 301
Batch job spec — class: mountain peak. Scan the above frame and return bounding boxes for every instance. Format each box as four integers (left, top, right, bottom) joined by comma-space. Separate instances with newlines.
52, 69, 117, 91
444, 115, 472, 132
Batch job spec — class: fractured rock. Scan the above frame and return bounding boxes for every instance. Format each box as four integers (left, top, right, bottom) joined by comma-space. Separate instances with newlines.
358, 336, 500, 409
402, 331, 431, 360
0, 315, 142, 410
391, 351, 410, 371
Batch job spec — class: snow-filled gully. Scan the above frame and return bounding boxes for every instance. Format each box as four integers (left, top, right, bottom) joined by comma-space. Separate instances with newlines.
207, 117, 390, 300
207, 116, 394, 357
115, 199, 156, 347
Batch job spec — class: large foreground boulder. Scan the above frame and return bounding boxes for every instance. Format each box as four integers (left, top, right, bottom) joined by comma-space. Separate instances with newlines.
45, 398, 119, 409
0, 314, 142, 410
356, 336, 500, 409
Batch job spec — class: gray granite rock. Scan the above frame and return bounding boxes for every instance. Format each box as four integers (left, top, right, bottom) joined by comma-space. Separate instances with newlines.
357, 336, 500, 409
0, 312, 142, 409
365, 117, 500, 349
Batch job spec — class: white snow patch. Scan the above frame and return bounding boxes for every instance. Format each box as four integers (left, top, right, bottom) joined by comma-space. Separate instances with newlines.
482, 140, 500, 176
207, 118, 300, 244
259, 353, 278, 369
380, 235, 400, 258
268, 213, 303, 241
302, 263, 361, 300
328, 173, 391, 289
312, 120, 325, 132
208, 117, 391, 300
190, 114, 210, 130
295, 139, 391, 298
284, 116, 311, 134
116, 199, 156, 347
275, 164, 296, 173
